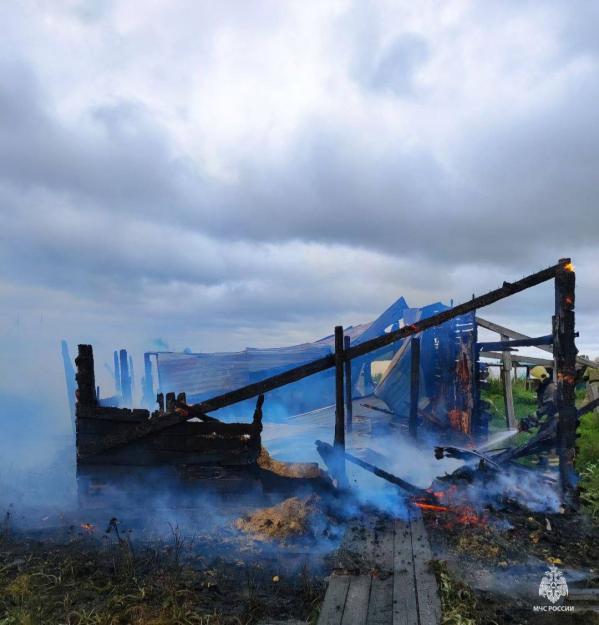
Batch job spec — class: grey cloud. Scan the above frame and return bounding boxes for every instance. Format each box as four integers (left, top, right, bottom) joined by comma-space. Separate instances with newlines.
0, 0, 598, 373
364, 34, 430, 96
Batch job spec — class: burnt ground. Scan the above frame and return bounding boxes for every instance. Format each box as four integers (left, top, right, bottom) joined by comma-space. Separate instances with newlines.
0, 499, 343, 625
423, 504, 599, 625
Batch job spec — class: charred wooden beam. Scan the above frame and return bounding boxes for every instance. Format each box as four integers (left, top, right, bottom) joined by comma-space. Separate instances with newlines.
434, 445, 502, 471
119, 349, 132, 405
578, 396, 599, 417
478, 335, 554, 352
75, 344, 97, 407
554, 260, 578, 506
334, 326, 345, 451
409, 337, 420, 438
165, 392, 176, 413
252, 394, 264, 429
346, 261, 567, 361
315, 440, 435, 501
477, 316, 594, 368
482, 352, 554, 367
172, 400, 220, 423
333, 326, 347, 486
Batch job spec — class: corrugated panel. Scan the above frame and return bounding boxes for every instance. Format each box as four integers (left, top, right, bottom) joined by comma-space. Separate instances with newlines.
156, 343, 333, 399
246, 343, 331, 374
156, 351, 250, 397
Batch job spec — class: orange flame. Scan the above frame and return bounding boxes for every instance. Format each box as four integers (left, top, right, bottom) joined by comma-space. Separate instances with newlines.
80, 523, 95, 532
414, 502, 449, 512
564, 262, 575, 272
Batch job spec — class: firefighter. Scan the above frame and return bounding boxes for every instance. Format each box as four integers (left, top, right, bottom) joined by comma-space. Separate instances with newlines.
519, 366, 556, 431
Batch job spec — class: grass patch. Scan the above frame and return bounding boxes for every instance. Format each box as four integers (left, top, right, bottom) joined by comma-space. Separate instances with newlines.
431, 560, 493, 625
0, 528, 326, 625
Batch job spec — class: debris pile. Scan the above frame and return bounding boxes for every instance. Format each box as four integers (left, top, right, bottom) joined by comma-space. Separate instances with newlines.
234, 496, 324, 542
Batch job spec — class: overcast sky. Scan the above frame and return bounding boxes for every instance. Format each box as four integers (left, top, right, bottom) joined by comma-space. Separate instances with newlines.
1, 1, 598, 429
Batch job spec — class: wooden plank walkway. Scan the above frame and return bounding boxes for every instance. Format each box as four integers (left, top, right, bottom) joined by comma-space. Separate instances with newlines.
317, 507, 441, 625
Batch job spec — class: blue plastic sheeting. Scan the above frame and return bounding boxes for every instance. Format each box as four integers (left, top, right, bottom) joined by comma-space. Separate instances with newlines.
153, 295, 479, 430
375, 302, 478, 435
153, 296, 410, 419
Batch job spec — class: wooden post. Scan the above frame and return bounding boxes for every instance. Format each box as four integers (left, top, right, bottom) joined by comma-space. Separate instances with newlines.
334, 326, 345, 450
554, 258, 578, 506
119, 349, 132, 405
333, 326, 347, 486
501, 334, 517, 429
409, 337, 421, 438
75, 344, 97, 407
344, 335, 353, 433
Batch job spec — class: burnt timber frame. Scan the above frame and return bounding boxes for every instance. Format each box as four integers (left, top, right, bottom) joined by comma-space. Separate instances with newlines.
79, 259, 580, 501
554, 260, 578, 505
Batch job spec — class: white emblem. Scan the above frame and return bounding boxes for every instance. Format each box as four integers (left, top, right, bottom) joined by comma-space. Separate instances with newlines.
539, 565, 568, 604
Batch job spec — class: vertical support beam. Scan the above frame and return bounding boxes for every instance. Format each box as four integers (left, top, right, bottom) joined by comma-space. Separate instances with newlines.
554, 259, 578, 506
333, 326, 347, 486
334, 326, 346, 450
113, 350, 121, 396
409, 337, 421, 438
75, 344, 97, 407
119, 349, 132, 406
344, 335, 353, 433
501, 334, 517, 429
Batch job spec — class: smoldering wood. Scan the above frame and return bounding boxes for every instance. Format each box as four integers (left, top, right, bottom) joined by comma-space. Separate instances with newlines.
554, 260, 578, 505
434, 445, 502, 471
315, 440, 435, 501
